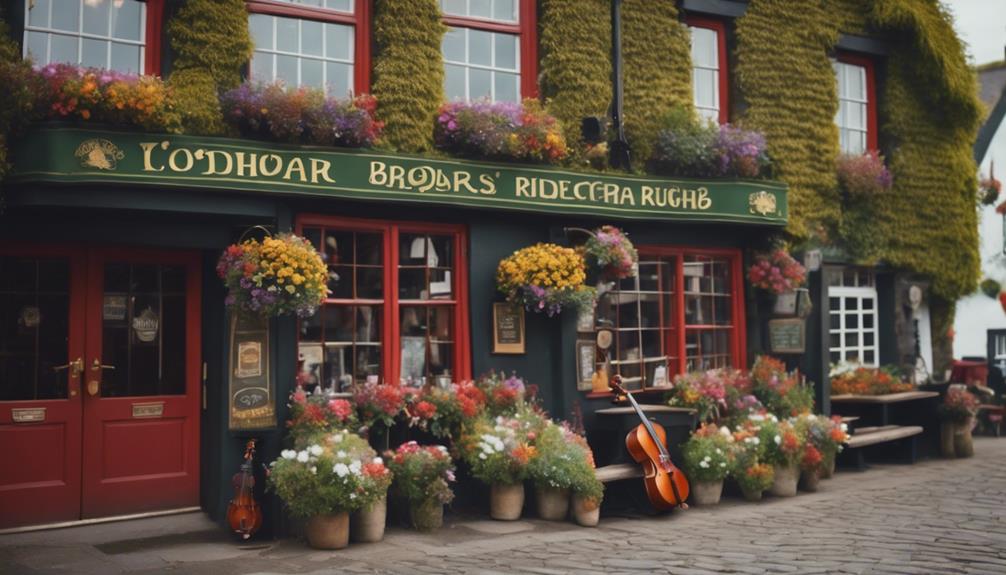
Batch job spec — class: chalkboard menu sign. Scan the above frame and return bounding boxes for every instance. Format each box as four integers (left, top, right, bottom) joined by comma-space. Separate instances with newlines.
493, 303, 525, 354
229, 315, 275, 430
768, 318, 806, 354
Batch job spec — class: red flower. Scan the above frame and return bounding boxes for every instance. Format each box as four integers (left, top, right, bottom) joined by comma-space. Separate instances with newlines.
414, 400, 437, 420
328, 398, 353, 421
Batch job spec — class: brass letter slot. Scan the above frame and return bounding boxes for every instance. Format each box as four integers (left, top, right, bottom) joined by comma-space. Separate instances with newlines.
132, 402, 165, 418
12, 407, 46, 423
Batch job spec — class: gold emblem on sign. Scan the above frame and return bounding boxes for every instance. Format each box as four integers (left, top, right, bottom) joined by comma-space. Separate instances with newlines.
75, 138, 124, 170
748, 191, 778, 216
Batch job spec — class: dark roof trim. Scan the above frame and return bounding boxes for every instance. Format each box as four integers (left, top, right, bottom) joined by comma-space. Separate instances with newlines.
680, 0, 748, 19
836, 34, 890, 57
976, 90, 1006, 163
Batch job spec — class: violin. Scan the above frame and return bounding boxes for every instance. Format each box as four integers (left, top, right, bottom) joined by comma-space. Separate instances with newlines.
227, 439, 263, 540
609, 375, 689, 511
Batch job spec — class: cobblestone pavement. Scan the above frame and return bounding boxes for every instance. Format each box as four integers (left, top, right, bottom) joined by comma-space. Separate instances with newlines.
2, 437, 1005, 575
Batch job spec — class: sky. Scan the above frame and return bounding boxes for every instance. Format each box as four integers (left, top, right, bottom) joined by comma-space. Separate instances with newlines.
944, 0, 1006, 65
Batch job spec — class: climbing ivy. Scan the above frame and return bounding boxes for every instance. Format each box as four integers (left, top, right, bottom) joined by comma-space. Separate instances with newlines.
167, 0, 251, 135
371, 0, 445, 152
621, 0, 692, 164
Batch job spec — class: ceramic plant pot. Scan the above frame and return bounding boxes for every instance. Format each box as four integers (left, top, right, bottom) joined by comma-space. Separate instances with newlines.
351, 496, 386, 543
535, 486, 570, 521
740, 486, 764, 502
305, 512, 350, 550
490, 483, 525, 521
690, 480, 724, 506
770, 464, 799, 497
571, 494, 600, 527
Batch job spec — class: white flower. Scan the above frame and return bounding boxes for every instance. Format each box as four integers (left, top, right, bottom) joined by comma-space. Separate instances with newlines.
703, 455, 711, 462
349, 461, 362, 475
715, 448, 723, 454
333, 463, 350, 477
296, 450, 310, 463
478, 453, 487, 460
309, 445, 323, 457
753, 437, 760, 445
774, 435, 782, 445
336, 450, 348, 459
310, 466, 317, 475
807, 414, 817, 421
744, 437, 754, 444
281, 449, 297, 460
699, 461, 710, 469
719, 426, 731, 438
333, 434, 344, 443
749, 414, 765, 422
350, 493, 357, 499
840, 423, 849, 432
372, 457, 384, 465
720, 462, 727, 468
437, 446, 448, 453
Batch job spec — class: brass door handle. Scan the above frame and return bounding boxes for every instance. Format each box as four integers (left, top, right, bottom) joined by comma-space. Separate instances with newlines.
54, 357, 84, 379
92, 359, 116, 371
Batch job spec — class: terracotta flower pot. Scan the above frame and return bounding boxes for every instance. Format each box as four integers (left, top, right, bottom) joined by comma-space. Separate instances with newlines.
940, 422, 957, 458
409, 498, 444, 532
770, 464, 799, 497
740, 485, 764, 502
535, 486, 570, 521
819, 456, 836, 479
801, 469, 820, 492
351, 496, 386, 543
690, 479, 724, 506
490, 483, 525, 521
571, 494, 600, 527
954, 419, 975, 458
305, 512, 350, 550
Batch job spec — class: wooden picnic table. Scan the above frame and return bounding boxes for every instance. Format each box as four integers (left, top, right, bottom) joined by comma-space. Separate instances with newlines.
830, 391, 939, 427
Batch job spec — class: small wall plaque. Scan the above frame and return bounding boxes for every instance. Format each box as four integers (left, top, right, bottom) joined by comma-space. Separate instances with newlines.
492, 303, 525, 354
768, 318, 806, 354
132, 402, 164, 418
12, 407, 46, 423
576, 340, 596, 391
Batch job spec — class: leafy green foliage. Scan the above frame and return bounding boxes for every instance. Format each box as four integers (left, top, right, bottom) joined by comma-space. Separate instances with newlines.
167, 68, 226, 136
650, 107, 719, 177
167, 0, 251, 91
681, 424, 733, 482
371, 0, 445, 152
0, 19, 37, 178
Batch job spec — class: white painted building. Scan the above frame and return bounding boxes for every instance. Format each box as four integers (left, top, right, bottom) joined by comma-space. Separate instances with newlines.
954, 59, 1006, 362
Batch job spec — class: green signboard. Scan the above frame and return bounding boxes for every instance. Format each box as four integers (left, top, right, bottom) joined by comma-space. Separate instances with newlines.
10, 127, 788, 225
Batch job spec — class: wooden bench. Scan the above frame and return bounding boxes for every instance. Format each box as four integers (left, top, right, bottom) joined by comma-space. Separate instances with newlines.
595, 463, 643, 483
840, 425, 923, 470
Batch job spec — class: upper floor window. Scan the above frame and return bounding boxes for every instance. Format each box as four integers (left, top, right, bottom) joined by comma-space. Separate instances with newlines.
247, 0, 370, 96
687, 17, 727, 124
440, 0, 536, 103
23, 0, 162, 75
834, 54, 877, 154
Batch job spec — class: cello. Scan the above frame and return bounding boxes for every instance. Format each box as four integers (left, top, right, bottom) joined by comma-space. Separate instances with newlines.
227, 439, 263, 540
609, 375, 690, 511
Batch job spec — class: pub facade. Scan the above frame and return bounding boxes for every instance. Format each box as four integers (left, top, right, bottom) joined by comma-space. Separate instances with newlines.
0, 0, 980, 533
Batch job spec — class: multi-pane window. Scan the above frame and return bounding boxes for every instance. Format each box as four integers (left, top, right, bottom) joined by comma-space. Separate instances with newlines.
827, 268, 879, 366
594, 249, 743, 392
688, 21, 726, 124
298, 218, 469, 391
834, 58, 873, 154
441, 0, 533, 103
24, 0, 148, 74
247, 0, 366, 96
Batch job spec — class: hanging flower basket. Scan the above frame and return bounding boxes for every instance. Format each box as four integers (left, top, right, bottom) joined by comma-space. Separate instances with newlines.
496, 243, 596, 316
217, 232, 329, 318
581, 225, 638, 280
747, 250, 807, 295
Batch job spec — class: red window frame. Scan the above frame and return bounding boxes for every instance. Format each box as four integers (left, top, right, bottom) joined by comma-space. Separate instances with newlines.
296, 214, 471, 387
441, 0, 538, 99
835, 52, 878, 153
684, 15, 728, 124
587, 245, 746, 397
245, 0, 371, 95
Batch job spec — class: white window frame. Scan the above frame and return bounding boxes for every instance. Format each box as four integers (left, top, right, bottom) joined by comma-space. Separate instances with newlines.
834, 60, 869, 155
689, 25, 720, 124
248, 12, 355, 96
23, 0, 147, 74
828, 284, 879, 367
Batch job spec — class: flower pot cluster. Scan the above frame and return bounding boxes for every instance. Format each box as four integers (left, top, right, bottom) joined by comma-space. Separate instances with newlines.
830, 363, 914, 396
938, 385, 980, 458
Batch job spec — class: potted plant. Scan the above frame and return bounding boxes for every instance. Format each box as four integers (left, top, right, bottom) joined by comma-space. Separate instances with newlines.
681, 423, 733, 505
798, 443, 823, 492
567, 433, 604, 527
749, 356, 815, 418
580, 225, 639, 280
268, 432, 374, 549
746, 250, 807, 315
496, 243, 596, 317
830, 363, 913, 396
384, 441, 455, 531
938, 386, 980, 458
286, 387, 359, 448
527, 422, 597, 521
217, 232, 329, 318
728, 423, 772, 501
350, 450, 393, 543
461, 415, 537, 521
756, 415, 804, 497
796, 414, 848, 479
351, 380, 405, 449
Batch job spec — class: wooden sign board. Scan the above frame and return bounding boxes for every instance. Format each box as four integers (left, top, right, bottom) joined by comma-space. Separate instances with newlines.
493, 303, 525, 354
768, 318, 806, 354
576, 340, 596, 391
229, 315, 276, 430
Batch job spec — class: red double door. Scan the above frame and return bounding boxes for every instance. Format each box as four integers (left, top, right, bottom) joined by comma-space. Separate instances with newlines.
0, 245, 201, 529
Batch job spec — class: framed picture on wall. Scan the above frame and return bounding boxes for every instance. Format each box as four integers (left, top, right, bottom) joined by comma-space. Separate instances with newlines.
576, 306, 595, 333
492, 303, 525, 354
576, 340, 596, 391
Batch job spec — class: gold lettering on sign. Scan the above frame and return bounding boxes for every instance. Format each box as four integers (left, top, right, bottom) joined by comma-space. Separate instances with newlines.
132, 402, 165, 418
12, 407, 46, 423
368, 160, 496, 195
138, 142, 337, 184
